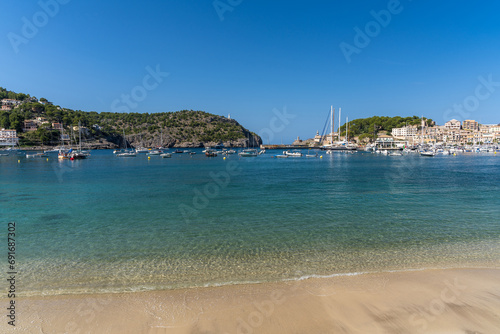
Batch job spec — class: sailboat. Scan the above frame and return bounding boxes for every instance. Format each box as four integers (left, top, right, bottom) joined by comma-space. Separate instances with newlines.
58, 124, 71, 159
419, 116, 435, 156
135, 135, 149, 153
70, 121, 90, 159
116, 130, 136, 157
238, 132, 259, 157
306, 148, 318, 158
321, 106, 335, 150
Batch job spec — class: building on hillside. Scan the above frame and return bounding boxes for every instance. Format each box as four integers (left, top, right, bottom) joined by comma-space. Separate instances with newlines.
462, 119, 479, 131
35, 117, 48, 125
1, 99, 22, 111
23, 120, 38, 132
0, 129, 18, 146
444, 119, 461, 129
52, 123, 63, 130
72, 126, 90, 136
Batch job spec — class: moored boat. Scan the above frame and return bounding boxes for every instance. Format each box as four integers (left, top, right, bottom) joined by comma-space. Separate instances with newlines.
26, 152, 49, 158
116, 151, 136, 157
147, 150, 163, 156
420, 151, 436, 157
284, 150, 302, 157
238, 149, 258, 157
205, 149, 217, 157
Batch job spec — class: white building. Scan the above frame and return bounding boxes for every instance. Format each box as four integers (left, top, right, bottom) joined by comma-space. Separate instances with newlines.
1, 99, 22, 111
489, 126, 500, 133
391, 125, 418, 139
444, 119, 461, 130
0, 129, 19, 146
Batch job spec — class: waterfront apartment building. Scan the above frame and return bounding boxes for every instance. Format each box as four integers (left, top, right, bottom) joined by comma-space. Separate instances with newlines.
391, 125, 418, 139
490, 125, 500, 133
0, 128, 19, 146
462, 119, 479, 131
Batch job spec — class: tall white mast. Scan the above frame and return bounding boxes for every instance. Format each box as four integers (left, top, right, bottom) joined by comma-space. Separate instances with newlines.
78, 120, 82, 151
330, 106, 334, 146
338, 108, 342, 142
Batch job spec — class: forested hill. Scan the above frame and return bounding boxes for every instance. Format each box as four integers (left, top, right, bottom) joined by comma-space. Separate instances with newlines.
0, 87, 261, 148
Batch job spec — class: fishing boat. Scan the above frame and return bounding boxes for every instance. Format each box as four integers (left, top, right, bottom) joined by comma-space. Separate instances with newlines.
174, 149, 183, 154
58, 149, 70, 159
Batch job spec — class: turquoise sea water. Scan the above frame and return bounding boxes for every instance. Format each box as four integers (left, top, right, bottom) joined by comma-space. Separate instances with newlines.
1, 150, 499, 296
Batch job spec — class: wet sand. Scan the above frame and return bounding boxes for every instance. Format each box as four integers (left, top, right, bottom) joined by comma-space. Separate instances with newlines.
3, 268, 500, 333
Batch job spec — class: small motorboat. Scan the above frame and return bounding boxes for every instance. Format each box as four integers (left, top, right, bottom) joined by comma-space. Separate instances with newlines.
205, 150, 217, 157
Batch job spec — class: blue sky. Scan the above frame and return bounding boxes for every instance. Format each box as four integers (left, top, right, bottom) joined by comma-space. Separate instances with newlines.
2, 0, 500, 143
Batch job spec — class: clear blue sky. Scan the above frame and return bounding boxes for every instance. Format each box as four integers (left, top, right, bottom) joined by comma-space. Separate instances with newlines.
2, 0, 500, 143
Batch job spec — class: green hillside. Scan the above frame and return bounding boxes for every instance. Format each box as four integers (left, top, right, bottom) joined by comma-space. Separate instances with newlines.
0, 87, 261, 148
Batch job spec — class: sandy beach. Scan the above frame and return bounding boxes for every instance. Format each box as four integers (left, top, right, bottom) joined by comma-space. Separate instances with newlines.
3, 268, 499, 333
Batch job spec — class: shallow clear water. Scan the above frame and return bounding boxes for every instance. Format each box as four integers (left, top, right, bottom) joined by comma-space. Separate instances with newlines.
1, 150, 499, 296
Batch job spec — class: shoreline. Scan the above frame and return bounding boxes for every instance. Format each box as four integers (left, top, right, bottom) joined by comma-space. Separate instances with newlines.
5, 267, 500, 333
12, 262, 500, 298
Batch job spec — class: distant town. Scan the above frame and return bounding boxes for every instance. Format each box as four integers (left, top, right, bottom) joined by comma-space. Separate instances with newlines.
296, 118, 500, 147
